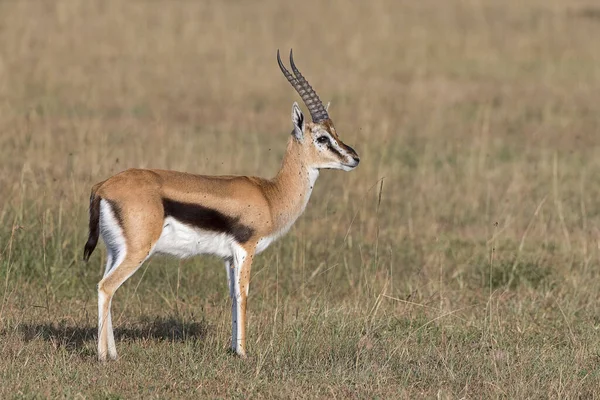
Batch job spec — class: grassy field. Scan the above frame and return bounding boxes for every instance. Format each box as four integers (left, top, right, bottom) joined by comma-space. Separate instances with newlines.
2, 0, 600, 398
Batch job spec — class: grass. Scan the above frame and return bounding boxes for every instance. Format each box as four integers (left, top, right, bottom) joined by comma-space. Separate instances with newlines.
2, 0, 600, 397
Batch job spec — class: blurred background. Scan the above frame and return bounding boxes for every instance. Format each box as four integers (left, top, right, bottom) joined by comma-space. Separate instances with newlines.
1, 0, 600, 397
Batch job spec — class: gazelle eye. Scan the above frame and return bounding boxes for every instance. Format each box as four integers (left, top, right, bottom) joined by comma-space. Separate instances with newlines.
316, 136, 329, 144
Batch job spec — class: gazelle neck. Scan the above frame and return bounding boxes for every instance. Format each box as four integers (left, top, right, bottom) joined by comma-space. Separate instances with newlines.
268, 138, 319, 233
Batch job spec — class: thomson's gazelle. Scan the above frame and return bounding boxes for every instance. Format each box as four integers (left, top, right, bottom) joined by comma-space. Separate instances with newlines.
83, 50, 360, 361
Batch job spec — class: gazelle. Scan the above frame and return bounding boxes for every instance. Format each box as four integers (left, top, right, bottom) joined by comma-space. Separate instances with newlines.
83, 50, 360, 361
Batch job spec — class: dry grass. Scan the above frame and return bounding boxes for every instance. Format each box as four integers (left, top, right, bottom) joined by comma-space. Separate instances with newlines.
2, 0, 600, 398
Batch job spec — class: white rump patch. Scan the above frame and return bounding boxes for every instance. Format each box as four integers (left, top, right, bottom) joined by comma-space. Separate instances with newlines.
99, 200, 127, 275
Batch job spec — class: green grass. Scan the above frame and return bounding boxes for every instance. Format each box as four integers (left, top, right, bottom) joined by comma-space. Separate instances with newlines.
2, 0, 600, 398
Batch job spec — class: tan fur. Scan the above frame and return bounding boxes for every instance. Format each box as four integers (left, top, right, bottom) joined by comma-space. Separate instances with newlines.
94, 120, 355, 244
89, 112, 359, 361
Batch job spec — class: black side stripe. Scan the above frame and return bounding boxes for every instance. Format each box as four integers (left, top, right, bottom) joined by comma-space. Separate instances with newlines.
162, 198, 254, 244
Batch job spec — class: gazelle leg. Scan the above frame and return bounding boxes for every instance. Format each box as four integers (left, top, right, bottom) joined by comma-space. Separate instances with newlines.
98, 250, 150, 361
224, 258, 236, 351
225, 257, 234, 299
96, 198, 162, 362
98, 280, 116, 361
231, 244, 255, 357
98, 248, 119, 361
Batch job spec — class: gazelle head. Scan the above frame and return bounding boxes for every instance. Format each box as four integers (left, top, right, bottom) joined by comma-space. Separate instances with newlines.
278, 50, 360, 171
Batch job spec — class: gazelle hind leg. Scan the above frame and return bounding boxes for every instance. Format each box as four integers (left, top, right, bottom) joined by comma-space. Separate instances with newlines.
98, 277, 116, 361
98, 251, 151, 361
98, 247, 120, 361
96, 198, 162, 361
100, 242, 121, 357
97, 200, 128, 361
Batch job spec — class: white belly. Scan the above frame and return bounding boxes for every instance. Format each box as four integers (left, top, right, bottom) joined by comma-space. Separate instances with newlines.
153, 217, 236, 259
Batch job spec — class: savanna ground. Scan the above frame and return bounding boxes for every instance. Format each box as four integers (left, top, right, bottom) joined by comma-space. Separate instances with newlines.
1, 0, 600, 398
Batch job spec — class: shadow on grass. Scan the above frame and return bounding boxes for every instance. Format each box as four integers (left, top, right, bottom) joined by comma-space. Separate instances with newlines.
14, 316, 209, 352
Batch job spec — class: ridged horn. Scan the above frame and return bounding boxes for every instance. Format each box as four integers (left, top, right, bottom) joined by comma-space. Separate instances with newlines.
277, 49, 330, 122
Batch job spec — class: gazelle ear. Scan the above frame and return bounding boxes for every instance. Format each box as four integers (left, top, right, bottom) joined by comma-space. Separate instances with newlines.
291, 102, 304, 140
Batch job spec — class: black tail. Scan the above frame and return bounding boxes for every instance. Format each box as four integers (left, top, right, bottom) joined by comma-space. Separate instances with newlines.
83, 191, 101, 262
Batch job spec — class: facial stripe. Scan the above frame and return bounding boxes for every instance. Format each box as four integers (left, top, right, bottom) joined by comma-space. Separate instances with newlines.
320, 132, 350, 159
313, 119, 359, 168
330, 134, 357, 158
162, 198, 254, 244
326, 142, 344, 159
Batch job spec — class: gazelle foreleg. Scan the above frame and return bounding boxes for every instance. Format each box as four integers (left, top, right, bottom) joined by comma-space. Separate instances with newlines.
225, 257, 236, 350
231, 244, 256, 357
225, 257, 234, 299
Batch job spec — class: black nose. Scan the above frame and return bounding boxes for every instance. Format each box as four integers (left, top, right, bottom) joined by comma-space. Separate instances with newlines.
352, 156, 360, 165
